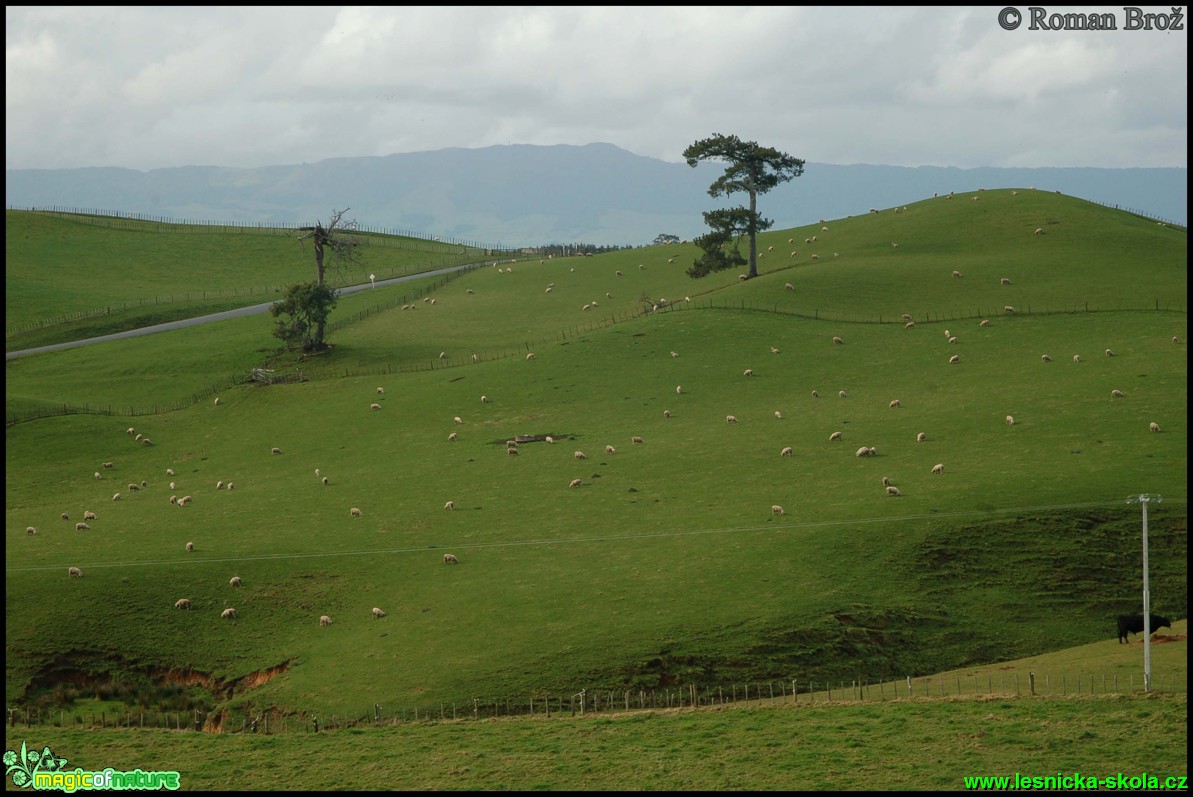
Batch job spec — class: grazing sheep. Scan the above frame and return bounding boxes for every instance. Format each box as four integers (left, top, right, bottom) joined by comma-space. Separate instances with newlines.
377, 387, 385, 394
185, 542, 194, 552
216, 480, 225, 490
1105, 349, 1115, 357
838, 390, 847, 398
949, 355, 960, 364
811, 254, 820, 261
142, 438, 153, 446
444, 500, 455, 511
112, 492, 121, 502
1149, 422, 1161, 432
94, 472, 103, 481
1034, 227, 1043, 235
84, 511, 97, 521
176, 599, 192, 610
781, 447, 793, 457
75, 522, 90, 530
829, 432, 843, 441
569, 479, 583, 488
774, 411, 783, 419
141, 480, 148, 488
1006, 415, 1016, 425
166, 468, 175, 476
1112, 389, 1126, 398
27, 526, 37, 535
169, 482, 176, 490
771, 347, 780, 354
606, 445, 617, 454
980, 319, 991, 327
932, 463, 945, 475
812, 390, 820, 398
1174, 337, 1180, 344
952, 270, 962, 278
886, 485, 903, 496
69, 567, 82, 578
1041, 354, 1052, 363
743, 368, 754, 377
632, 436, 644, 444
663, 410, 672, 418
135, 434, 143, 442
128, 483, 139, 492
227, 482, 234, 491
944, 330, 951, 339
230, 576, 243, 588
169, 495, 177, 504
322, 477, 329, 485
889, 399, 901, 408
526, 353, 536, 360
676, 385, 683, 394
832, 336, 844, 345
214, 397, 221, 406
881, 476, 892, 487
1073, 354, 1082, 363
439, 351, 446, 359
315, 468, 321, 477
855, 446, 871, 458
102, 461, 114, 469
444, 553, 460, 564
545, 436, 555, 443
916, 432, 927, 443
350, 507, 363, 517
61, 513, 69, 520
271, 447, 282, 455
771, 505, 785, 516
481, 395, 488, 403
370, 403, 382, 410
221, 608, 237, 620
179, 495, 193, 505
454, 416, 463, 425
726, 415, 738, 424
949, 336, 958, 344
320, 615, 332, 626
574, 451, 587, 460
785, 282, 795, 290
670, 351, 680, 358
1004, 306, 1016, 313
127, 427, 136, 435
448, 432, 458, 441
905, 321, 916, 328
1000, 278, 1012, 285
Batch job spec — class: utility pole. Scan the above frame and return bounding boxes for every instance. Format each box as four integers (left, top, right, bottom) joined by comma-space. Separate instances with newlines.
1126, 494, 1161, 692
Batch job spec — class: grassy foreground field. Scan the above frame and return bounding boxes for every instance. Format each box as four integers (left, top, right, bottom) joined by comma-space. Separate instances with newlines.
5, 191, 1187, 788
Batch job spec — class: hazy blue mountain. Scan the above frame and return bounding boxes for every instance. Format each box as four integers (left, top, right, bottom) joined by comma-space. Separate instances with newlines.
6, 143, 1186, 248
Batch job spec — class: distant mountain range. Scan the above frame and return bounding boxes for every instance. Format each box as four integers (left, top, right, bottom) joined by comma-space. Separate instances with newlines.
5, 143, 1186, 248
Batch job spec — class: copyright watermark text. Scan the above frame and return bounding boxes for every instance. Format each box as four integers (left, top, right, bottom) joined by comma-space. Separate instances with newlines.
998, 6, 1185, 31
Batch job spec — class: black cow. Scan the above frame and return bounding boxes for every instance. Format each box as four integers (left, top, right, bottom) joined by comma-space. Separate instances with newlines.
1116, 613, 1172, 643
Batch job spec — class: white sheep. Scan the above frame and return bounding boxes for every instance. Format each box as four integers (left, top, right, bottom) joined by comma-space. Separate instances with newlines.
1149, 422, 1161, 432
377, 387, 385, 394
1111, 389, 1126, 398
448, 432, 458, 441
932, 463, 944, 475
320, 615, 332, 626
670, 351, 680, 358
771, 347, 780, 354
214, 397, 222, 406
726, 415, 738, 424
569, 479, 583, 488
952, 270, 963, 278
944, 330, 951, 339
186, 542, 195, 552
632, 436, 644, 444
216, 480, 225, 490
1006, 416, 1016, 425
574, 451, 587, 460
881, 476, 892, 487
832, 336, 844, 345
170, 482, 176, 490
785, 282, 795, 290
102, 461, 114, 469
372, 608, 386, 619
180, 495, 193, 505
916, 432, 927, 443
855, 446, 871, 458
169, 495, 178, 504
1174, 337, 1180, 344
1105, 349, 1115, 357
526, 353, 536, 360
84, 511, 97, 521
69, 567, 82, 578
1041, 354, 1052, 363
142, 439, 153, 447
26, 526, 37, 535
222, 608, 237, 620
350, 507, 363, 517
128, 483, 139, 492
227, 482, 234, 491
454, 416, 463, 424
370, 403, 382, 410
75, 522, 90, 530
322, 476, 329, 485
176, 599, 192, 610
663, 410, 671, 418
606, 445, 616, 454
166, 468, 175, 476
481, 395, 489, 403
781, 447, 793, 457
901, 314, 912, 322
439, 351, 446, 359
94, 472, 103, 481
830, 432, 843, 441
743, 368, 753, 377
271, 447, 282, 455
949, 336, 958, 344
949, 355, 960, 364
886, 485, 903, 496
771, 505, 785, 516
1073, 354, 1081, 363
676, 385, 683, 394
444, 500, 455, 511
1004, 306, 1016, 313
980, 319, 991, 327
443, 554, 460, 564
545, 436, 555, 443
838, 391, 847, 398
905, 321, 915, 329
61, 513, 69, 520
889, 399, 901, 408
772, 411, 782, 420
230, 576, 243, 588
135, 433, 143, 442
112, 492, 122, 502
127, 427, 136, 435
812, 390, 820, 398
1034, 227, 1043, 235
1000, 278, 1012, 285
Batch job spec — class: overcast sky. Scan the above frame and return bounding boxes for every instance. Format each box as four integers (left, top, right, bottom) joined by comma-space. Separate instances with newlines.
5, 6, 1187, 172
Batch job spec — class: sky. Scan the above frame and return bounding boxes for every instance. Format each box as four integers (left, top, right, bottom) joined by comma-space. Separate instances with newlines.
5, 6, 1188, 172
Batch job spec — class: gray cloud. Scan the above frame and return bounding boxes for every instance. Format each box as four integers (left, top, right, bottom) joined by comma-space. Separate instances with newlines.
5, 6, 1187, 171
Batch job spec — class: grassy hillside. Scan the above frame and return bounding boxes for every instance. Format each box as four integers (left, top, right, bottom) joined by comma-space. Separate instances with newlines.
5, 190, 1187, 743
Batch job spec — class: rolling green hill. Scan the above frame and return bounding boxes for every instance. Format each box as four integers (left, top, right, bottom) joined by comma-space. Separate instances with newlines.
4, 189, 1187, 767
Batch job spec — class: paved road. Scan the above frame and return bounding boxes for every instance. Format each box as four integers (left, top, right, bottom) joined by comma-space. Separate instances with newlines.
6, 263, 481, 360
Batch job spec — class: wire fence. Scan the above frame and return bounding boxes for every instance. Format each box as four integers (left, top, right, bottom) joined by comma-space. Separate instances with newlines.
7, 667, 1186, 734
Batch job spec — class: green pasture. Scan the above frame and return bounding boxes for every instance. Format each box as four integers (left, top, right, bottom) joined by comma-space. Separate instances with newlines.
4, 191, 1188, 778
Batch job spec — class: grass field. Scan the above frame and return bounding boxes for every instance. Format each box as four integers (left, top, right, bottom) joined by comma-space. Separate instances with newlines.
5, 191, 1187, 788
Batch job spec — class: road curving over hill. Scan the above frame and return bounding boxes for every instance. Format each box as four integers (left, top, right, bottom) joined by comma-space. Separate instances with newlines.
5, 263, 481, 360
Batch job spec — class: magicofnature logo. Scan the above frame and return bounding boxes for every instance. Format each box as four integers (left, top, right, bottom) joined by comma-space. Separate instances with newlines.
5, 741, 181, 791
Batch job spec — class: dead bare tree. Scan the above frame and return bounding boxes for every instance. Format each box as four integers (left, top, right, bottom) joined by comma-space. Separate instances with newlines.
292, 208, 362, 349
